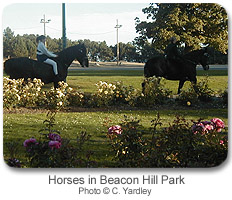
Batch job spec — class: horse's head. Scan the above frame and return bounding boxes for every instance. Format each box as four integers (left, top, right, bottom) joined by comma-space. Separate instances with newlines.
75, 44, 89, 67
199, 48, 210, 70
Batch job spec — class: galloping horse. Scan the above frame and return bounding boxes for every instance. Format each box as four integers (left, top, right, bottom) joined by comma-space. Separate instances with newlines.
143, 48, 209, 94
4, 44, 89, 87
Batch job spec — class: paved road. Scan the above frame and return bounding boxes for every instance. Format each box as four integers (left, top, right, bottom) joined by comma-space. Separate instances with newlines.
68, 64, 228, 71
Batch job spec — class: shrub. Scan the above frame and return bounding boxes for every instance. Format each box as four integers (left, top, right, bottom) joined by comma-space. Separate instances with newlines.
139, 77, 172, 106
3, 77, 46, 108
106, 114, 227, 168
44, 81, 69, 111
219, 88, 228, 105
178, 77, 214, 106
177, 87, 199, 106
149, 116, 227, 167
194, 76, 214, 102
92, 81, 136, 107
106, 116, 147, 167
3, 78, 23, 108
18, 78, 46, 107
66, 87, 86, 107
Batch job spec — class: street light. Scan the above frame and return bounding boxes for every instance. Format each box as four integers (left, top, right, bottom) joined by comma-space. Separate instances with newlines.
40, 14, 51, 36
115, 19, 122, 66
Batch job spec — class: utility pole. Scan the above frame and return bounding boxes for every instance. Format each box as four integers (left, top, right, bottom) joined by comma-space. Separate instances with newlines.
40, 14, 51, 36
114, 19, 122, 65
62, 3, 67, 50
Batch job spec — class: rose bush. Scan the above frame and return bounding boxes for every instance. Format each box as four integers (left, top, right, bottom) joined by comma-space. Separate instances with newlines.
92, 81, 136, 107
16, 109, 95, 168
23, 138, 38, 147
3, 77, 227, 109
106, 115, 227, 167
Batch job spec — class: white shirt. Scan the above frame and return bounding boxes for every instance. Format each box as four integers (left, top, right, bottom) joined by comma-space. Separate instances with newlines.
37, 41, 57, 57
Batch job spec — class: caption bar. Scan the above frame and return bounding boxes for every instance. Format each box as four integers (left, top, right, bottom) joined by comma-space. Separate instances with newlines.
49, 174, 185, 196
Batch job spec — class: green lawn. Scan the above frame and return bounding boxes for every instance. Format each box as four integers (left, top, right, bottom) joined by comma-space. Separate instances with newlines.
4, 109, 228, 141
63, 69, 227, 93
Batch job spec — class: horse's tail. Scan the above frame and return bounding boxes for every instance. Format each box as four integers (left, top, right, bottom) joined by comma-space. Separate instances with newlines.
4, 59, 13, 75
4, 57, 35, 79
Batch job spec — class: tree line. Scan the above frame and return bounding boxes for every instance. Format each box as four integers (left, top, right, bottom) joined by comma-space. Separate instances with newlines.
3, 27, 144, 62
3, 3, 228, 64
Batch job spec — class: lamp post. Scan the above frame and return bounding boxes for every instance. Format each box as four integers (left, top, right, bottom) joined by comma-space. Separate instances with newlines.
114, 19, 122, 66
62, 3, 67, 50
40, 14, 51, 36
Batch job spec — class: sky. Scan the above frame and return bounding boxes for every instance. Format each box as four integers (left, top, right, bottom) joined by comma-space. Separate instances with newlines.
2, 3, 149, 46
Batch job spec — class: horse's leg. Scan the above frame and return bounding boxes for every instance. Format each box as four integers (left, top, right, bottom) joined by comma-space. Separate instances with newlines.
191, 77, 197, 93
178, 80, 185, 94
142, 81, 146, 94
54, 81, 59, 88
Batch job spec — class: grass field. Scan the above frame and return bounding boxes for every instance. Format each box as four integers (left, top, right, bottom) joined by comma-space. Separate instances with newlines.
41, 68, 228, 94
3, 66, 228, 167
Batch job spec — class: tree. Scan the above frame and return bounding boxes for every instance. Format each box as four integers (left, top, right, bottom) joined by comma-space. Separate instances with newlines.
3, 27, 15, 58
122, 42, 139, 62
22, 34, 37, 58
46, 36, 62, 54
98, 41, 114, 61
80, 40, 113, 62
135, 3, 228, 54
12, 35, 28, 57
111, 42, 141, 62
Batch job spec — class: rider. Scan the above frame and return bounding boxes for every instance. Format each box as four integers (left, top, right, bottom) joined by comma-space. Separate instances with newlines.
165, 36, 182, 62
36, 35, 58, 76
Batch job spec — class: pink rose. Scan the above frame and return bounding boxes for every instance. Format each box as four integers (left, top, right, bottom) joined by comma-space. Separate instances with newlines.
48, 141, 61, 149
23, 138, 38, 147
201, 121, 214, 133
204, 124, 214, 132
192, 123, 205, 134
211, 118, 225, 132
220, 140, 224, 145
49, 133, 62, 142
108, 125, 123, 135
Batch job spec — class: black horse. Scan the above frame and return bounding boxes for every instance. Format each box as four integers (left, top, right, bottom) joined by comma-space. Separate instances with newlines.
4, 44, 89, 87
143, 48, 209, 94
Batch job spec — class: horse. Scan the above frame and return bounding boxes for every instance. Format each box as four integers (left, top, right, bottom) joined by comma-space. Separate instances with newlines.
142, 48, 210, 94
4, 44, 89, 88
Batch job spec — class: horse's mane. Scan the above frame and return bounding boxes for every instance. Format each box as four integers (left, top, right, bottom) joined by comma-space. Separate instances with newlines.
183, 49, 206, 61
58, 44, 86, 57
184, 48, 206, 56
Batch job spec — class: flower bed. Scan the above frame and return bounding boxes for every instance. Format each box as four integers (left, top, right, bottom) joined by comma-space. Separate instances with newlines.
5, 111, 228, 168
106, 115, 227, 168
3, 77, 227, 110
